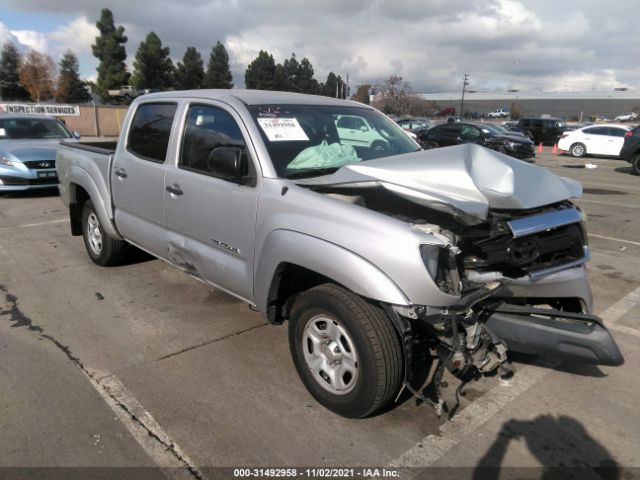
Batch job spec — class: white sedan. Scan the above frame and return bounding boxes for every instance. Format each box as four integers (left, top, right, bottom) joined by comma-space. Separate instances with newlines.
558, 124, 631, 158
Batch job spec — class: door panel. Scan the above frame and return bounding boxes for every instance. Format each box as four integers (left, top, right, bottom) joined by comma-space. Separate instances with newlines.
112, 102, 178, 257
164, 102, 260, 302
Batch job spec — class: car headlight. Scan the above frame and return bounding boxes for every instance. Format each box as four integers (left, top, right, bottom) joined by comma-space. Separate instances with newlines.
506, 141, 518, 149
420, 244, 461, 295
0, 155, 16, 167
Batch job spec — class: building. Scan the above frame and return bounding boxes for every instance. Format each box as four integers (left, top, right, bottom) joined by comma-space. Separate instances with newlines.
416, 90, 640, 120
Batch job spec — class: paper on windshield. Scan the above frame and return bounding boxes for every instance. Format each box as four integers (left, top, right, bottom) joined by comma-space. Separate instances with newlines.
257, 117, 309, 142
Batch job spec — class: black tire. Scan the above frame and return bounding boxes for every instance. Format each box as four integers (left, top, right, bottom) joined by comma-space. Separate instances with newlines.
81, 200, 127, 266
570, 142, 587, 158
426, 140, 440, 149
288, 283, 403, 418
632, 154, 640, 176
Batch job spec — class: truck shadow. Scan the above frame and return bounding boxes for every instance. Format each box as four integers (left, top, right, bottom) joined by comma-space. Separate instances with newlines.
473, 414, 621, 480
614, 166, 635, 176
509, 352, 606, 378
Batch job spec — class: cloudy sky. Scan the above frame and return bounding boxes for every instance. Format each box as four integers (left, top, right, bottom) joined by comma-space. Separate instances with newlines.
0, 0, 637, 93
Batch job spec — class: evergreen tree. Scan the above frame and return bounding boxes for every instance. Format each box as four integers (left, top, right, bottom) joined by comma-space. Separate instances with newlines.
56, 51, 91, 103
18, 50, 56, 103
244, 50, 276, 90
0, 42, 29, 100
297, 57, 319, 94
174, 47, 204, 90
92, 8, 130, 100
283, 53, 318, 94
322, 71, 341, 97
131, 31, 174, 90
273, 64, 289, 91
203, 41, 233, 89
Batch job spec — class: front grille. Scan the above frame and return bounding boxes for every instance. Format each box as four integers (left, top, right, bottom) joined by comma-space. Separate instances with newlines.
22, 160, 56, 169
468, 223, 586, 277
0, 176, 58, 186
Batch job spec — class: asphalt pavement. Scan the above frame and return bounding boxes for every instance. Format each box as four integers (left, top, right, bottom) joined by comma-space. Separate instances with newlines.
0, 149, 639, 479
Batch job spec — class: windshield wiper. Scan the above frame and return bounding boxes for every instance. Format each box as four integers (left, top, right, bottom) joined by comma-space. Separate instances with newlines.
285, 167, 340, 179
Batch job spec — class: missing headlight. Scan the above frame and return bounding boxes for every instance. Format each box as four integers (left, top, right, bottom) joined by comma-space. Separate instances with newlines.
420, 244, 461, 295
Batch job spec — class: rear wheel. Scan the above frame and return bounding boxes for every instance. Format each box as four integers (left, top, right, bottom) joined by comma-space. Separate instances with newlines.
371, 140, 388, 151
570, 142, 587, 158
81, 200, 127, 266
632, 154, 640, 176
288, 283, 403, 418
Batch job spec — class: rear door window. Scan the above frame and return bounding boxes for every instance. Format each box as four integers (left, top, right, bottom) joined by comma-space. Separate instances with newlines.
127, 103, 178, 162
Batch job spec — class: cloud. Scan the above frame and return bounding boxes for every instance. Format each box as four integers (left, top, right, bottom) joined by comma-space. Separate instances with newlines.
9, 29, 47, 53
0, 0, 637, 91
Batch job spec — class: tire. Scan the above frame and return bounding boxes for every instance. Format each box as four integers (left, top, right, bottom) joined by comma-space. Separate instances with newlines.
632, 154, 640, 176
81, 200, 127, 266
570, 142, 587, 158
288, 283, 403, 418
426, 141, 440, 149
371, 140, 388, 152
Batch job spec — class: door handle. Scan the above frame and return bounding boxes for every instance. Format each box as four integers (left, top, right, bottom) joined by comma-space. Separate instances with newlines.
165, 184, 184, 196
114, 168, 127, 178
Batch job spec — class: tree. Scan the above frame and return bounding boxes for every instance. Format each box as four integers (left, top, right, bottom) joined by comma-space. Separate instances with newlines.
131, 31, 174, 90
321, 71, 345, 98
0, 42, 29, 100
18, 50, 56, 102
92, 8, 130, 100
56, 51, 91, 103
352, 84, 371, 104
244, 50, 276, 90
203, 41, 233, 89
372, 75, 425, 115
273, 64, 289, 91
174, 47, 204, 90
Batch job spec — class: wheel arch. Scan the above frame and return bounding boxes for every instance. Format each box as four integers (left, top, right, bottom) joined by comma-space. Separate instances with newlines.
255, 230, 410, 324
67, 168, 121, 239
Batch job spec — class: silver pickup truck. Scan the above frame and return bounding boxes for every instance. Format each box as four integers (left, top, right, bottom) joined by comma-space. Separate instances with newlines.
57, 90, 622, 419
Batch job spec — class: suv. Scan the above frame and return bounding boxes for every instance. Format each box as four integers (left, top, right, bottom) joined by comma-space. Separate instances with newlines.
335, 115, 389, 150
487, 108, 510, 119
517, 117, 567, 145
620, 125, 640, 174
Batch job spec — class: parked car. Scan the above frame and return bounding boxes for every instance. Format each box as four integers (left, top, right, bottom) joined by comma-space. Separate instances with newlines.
56, 90, 622, 419
0, 114, 77, 193
620, 125, 640, 174
437, 106, 455, 117
335, 114, 390, 150
614, 112, 639, 122
487, 108, 510, 119
501, 122, 533, 139
517, 117, 567, 145
417, 121, 535, 159
558, 124, 631, 158
396, 118, 434, 134
107, 85, 142, 102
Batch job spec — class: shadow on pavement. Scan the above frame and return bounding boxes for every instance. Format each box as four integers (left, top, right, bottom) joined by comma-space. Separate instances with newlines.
0, 187, 59, 198
473, 414, 620, 480
614, 166, 635, 176
508, 352, 606, 378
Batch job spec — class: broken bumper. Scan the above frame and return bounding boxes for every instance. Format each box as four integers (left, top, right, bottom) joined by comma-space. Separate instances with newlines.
485, 307, 624, 366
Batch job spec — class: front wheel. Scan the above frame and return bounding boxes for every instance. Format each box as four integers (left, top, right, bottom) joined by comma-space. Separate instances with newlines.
570, 142, 587, 158
288, 284, 403, 418
371, 140, 388, 152
81, 200, 127, 266
632, 154, 640, 176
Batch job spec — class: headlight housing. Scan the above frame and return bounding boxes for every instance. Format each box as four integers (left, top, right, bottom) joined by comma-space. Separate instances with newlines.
0, 155, 16, 167
420, 244, 461, 295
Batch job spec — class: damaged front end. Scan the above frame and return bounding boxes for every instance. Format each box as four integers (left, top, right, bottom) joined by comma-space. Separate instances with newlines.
300, 145, 623, 415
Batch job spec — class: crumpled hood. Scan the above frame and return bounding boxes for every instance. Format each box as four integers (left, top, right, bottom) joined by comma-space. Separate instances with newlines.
0, 139, 60, 161
299, 144, 582, 224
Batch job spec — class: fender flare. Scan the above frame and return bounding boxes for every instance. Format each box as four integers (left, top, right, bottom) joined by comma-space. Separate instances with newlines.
68, 166, 122, 239
254, 230, 410, 313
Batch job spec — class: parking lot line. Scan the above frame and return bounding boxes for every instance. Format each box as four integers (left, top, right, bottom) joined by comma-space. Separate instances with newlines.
0, 218, 67, 230
389, 284, 640, 469
588, 233, 640, 247
575, 198, 640, 209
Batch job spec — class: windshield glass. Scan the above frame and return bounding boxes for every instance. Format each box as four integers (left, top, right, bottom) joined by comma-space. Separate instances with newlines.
479, 124, 504, 135
0, 117, 72, 140
248, 105, 420, 178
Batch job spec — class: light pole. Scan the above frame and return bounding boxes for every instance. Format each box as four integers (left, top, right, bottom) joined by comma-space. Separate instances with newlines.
459, 74, 469, 118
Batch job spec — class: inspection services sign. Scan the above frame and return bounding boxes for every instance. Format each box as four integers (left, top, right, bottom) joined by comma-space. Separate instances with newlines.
0, 103, 80, 116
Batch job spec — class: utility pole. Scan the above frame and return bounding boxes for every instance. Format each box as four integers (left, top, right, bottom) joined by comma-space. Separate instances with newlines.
460, 73, 469, 118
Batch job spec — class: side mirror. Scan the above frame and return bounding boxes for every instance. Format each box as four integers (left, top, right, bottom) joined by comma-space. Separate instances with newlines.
72, 131, 81, 139
360, 126, 368, 132
207, 146, 248, 182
